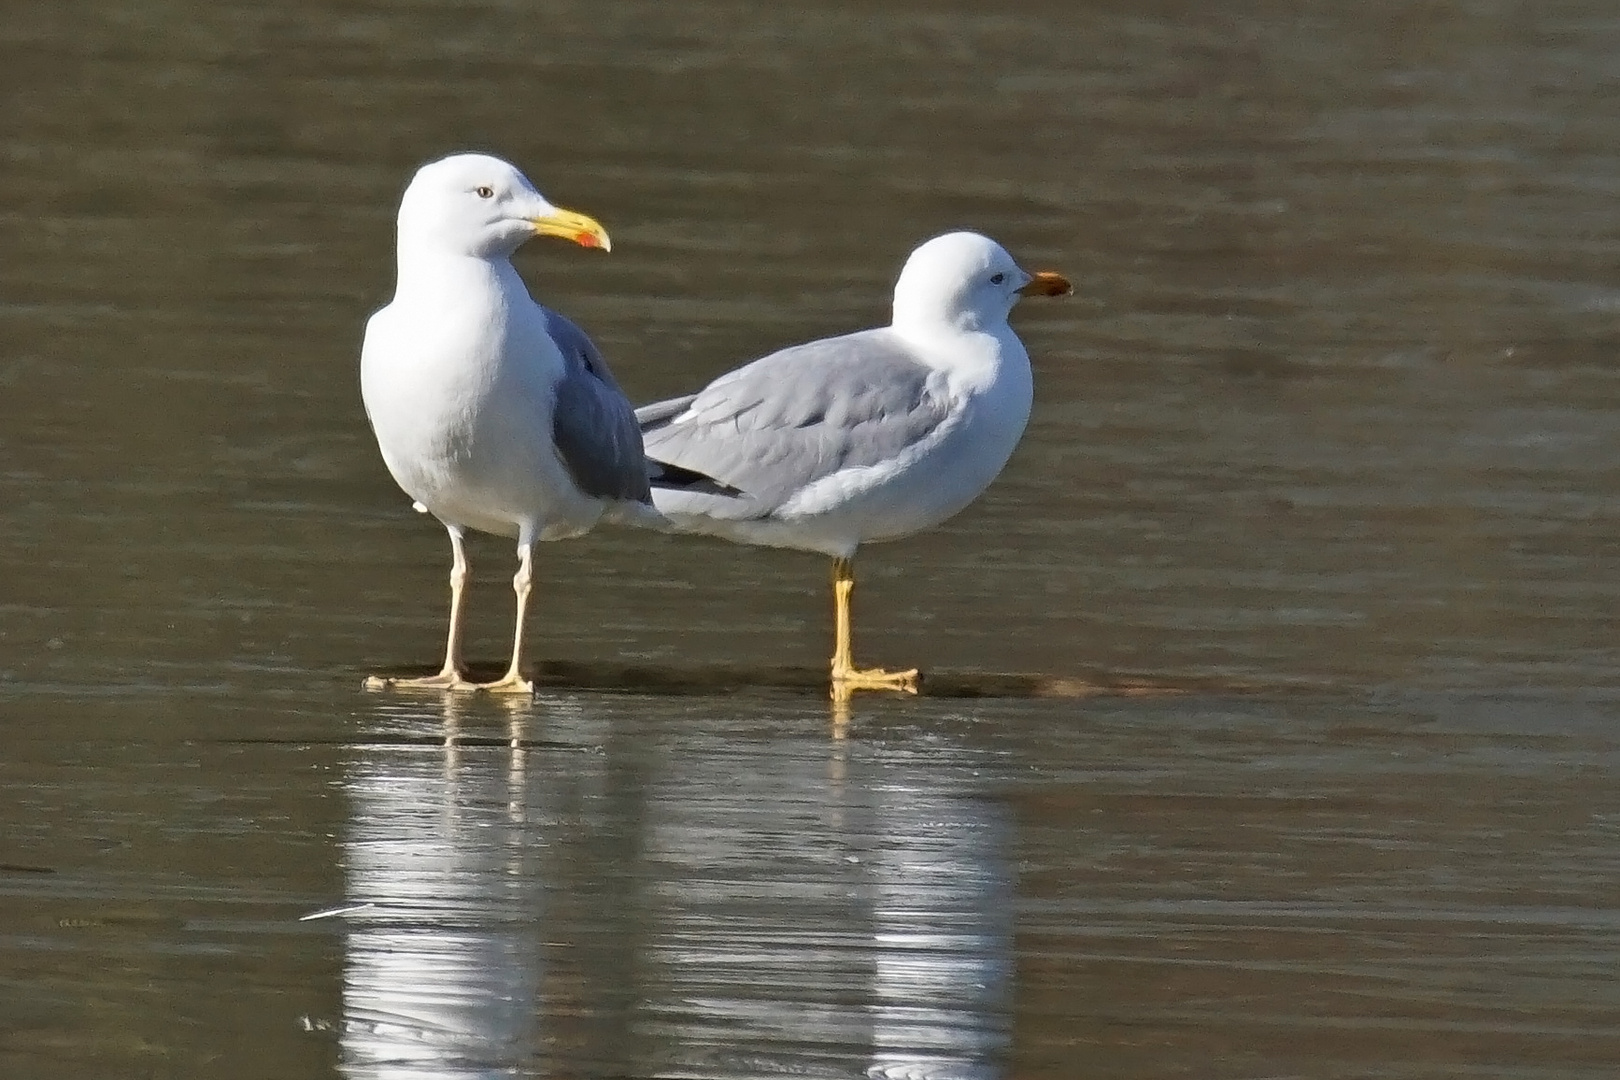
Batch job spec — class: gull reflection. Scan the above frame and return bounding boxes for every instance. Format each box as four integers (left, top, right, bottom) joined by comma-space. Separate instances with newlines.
641, 717, 1011, 1079
336, 695, 1011, 1079
338, 695, 551, 1080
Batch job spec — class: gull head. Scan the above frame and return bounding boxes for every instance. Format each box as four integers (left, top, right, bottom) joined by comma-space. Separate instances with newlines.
890, 231, 1070, 334
395, 153, 611, 260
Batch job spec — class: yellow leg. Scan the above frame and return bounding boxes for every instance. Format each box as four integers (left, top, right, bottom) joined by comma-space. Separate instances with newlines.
366, 525, 481, 692
827, 556, 918, 695
478, 539, 537, 695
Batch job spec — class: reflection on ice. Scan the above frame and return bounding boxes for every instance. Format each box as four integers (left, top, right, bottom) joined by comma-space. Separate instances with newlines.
868, 838, 1011, 1080
636, 726, 1011, 1078
340, 700, 543, 1079
337, 698, 1013, 1078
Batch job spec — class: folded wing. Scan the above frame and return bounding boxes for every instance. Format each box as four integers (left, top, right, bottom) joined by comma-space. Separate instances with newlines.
637, 328, 952, 520
544, 311, 654, 504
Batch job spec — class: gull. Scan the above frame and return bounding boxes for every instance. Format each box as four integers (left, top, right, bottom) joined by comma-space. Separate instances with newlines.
360, 153, 705, 694
636, 231, 1071, 694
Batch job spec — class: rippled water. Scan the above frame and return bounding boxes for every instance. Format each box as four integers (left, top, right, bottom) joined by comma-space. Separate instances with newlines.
2, 1, 1618, 1077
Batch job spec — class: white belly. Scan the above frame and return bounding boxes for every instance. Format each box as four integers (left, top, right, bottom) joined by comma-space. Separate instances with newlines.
361, 305, 602, 542
800, 390, 1027, 544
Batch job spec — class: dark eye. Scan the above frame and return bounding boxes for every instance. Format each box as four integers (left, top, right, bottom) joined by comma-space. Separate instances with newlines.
990, 272, 1005, 284
475, 186, 494, 199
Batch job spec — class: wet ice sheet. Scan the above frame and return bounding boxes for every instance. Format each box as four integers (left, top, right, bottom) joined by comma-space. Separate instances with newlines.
6, 693, 1617, 1077
2, 0, 1620, 1077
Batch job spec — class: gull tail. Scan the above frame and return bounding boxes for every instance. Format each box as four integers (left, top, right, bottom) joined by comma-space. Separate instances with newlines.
637, 393, 741, 497
647, 458, 741, 498
604, 459, 740, 532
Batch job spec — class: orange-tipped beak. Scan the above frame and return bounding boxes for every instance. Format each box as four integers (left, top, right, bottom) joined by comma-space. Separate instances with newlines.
1018, 270, 1072, 297
529, 206, 612, 252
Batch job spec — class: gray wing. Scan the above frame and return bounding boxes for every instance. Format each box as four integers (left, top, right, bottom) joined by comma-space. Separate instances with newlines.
544, 311, 653, 504
637, 327, 951, 518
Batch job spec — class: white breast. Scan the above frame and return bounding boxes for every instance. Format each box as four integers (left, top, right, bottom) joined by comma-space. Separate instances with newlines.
360, 261, 600, 540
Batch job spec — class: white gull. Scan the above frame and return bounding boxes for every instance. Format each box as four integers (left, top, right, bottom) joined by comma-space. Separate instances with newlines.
637, 231, 1071, 694
360, 152, 706, 694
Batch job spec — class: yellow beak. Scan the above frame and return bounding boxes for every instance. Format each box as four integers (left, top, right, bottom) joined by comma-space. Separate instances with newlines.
528, 206, 612, 252
1018, 270, 1072, 297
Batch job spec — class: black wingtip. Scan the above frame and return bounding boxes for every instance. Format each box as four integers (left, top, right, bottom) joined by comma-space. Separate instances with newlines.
648, 459, 744, 498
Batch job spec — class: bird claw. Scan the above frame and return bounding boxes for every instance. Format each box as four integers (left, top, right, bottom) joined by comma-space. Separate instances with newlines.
364, 671, 481, 692
364, 670, 535, 696
830, 665, 920, 696
475, 674, 536, 696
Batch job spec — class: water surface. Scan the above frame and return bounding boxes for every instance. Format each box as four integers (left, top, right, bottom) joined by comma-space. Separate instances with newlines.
1, 1, 1618, 1077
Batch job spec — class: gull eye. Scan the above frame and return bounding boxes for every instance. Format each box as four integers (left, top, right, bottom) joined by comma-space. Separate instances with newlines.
475, 186, 495, 199
990, 272, 1006, 285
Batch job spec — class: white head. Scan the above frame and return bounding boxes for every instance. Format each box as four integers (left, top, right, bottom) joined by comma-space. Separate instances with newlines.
890, 231, 1070, 334
394, 152, 611, 260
